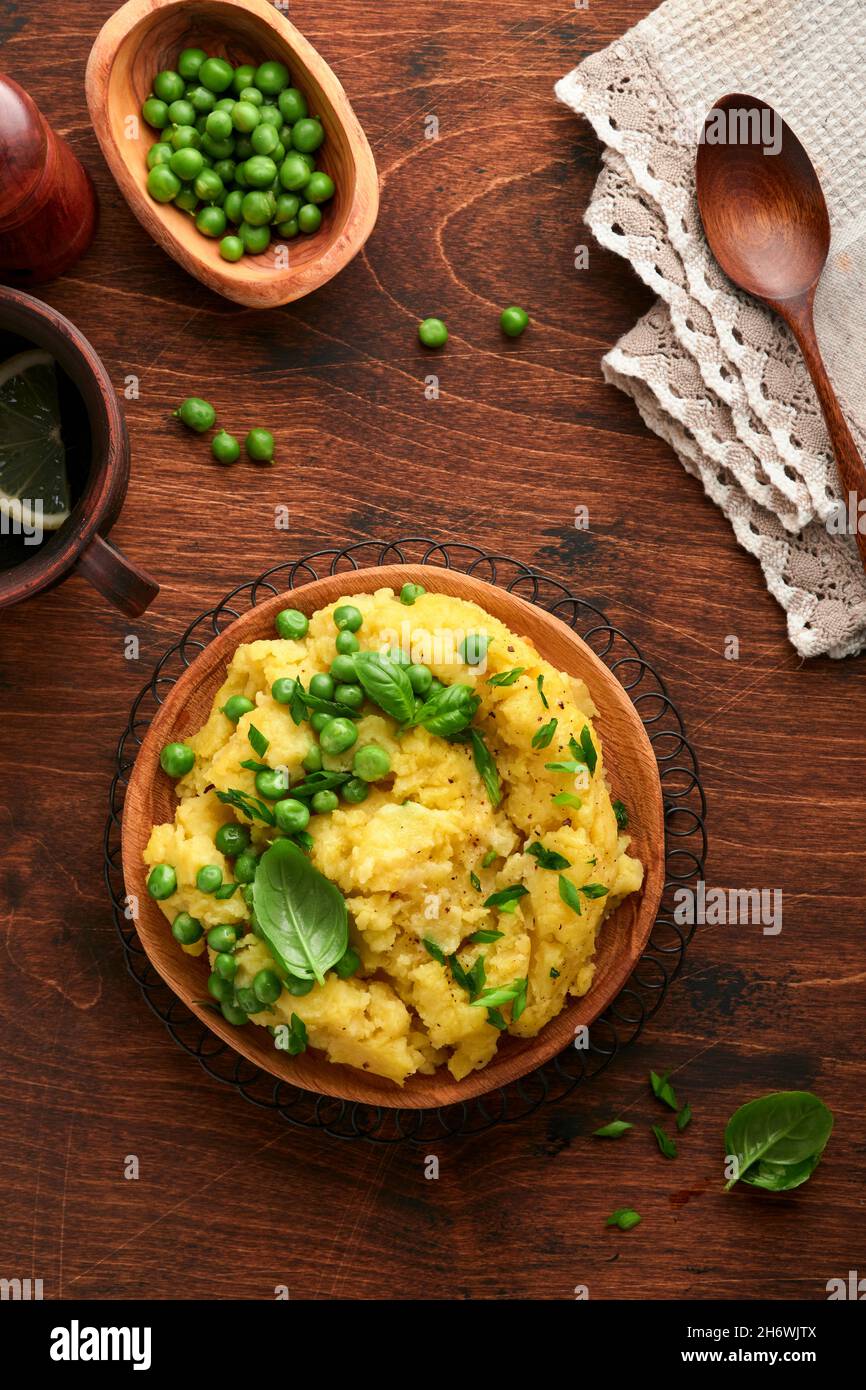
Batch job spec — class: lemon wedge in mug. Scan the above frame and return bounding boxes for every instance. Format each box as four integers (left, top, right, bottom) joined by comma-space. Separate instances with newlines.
0, 349, 71, 532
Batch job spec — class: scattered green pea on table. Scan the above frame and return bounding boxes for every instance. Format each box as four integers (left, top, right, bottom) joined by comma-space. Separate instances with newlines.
418, 317, 448, 348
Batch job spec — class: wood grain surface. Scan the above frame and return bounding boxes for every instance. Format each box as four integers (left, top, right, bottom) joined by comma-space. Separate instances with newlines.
1, 0, 864, 1302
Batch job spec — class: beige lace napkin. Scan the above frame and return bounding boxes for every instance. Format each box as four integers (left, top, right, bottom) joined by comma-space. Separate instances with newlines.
556, 0, 866, 657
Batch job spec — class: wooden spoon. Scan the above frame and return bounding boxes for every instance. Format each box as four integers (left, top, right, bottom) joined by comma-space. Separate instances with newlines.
696, 93, 866, 570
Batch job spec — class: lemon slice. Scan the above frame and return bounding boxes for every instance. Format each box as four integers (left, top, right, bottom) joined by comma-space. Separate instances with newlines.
0, 349, 71, 532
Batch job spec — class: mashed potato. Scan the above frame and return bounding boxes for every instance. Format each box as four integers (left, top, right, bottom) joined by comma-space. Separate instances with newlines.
144, 587, 643, 1085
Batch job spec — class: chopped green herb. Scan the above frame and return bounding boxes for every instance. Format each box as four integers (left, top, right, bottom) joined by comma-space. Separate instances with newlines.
289, 770, 352, 800
606, 1208, 641, 1231
613, 799, 629, 829
552, 791, 582, 809
239, 758, 270, 772
449, 951, 486, 999
652, 1124, 677, 1159
581, 882, 609, 900
248, 723, 269, 758
214, 882, 240, 900
549, 967, 560, 979
650, 1069, 679, 1112
483, 884, 529, 910
545, 759, 587, 775
216, 788, 277, 827
486, 1007, 508, 1030
531, 717, 558, 749
468, 929, 504, 943
423, 938, 446, 965
537, 674, 548, 709
470, 729, 502, 808
676, 1103, 692, 1132
526, 841, 571, 871
579, 724, 597, 775
470, 871, 482, 892
286, 1012, 308, 1055
593, 1120, 633, 1138
487, 667, 524, 687
481, 849, 498, 868
470, 981, 523, 1009
558, 875, 582, 915
293, 830, 314, 852
511, 976, 528, 1022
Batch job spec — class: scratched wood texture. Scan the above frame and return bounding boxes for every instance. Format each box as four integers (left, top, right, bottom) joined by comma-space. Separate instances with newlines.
1, 0, 863, 1302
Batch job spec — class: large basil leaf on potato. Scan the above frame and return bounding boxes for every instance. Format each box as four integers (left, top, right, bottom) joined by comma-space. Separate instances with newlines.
253, 839, 348, 985
352, 651, 415, 722
724, 1090, 833, 1191
411, 682, 480, 736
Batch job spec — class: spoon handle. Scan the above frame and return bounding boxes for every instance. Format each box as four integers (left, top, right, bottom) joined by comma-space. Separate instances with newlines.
781, 293, 866, 571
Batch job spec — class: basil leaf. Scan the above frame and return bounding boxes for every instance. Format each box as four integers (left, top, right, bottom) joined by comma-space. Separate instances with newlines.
579, 724, 597, 775
470, 729, 502, 808
606, 1208, 641, 1231
353, 651, 415, 722
216, 788, 276, 827
423, 937, 446, 965
581, 882, 609, 900
248, 723, 269, 758
537, 674, 548, 709
411, 683, 480, 736
252, 839, 348, 986
526, 841, 571, 871
483, 884, 528, 910
468, 929, 503, 943
613, 799, 629, 829
532, 717, 558, 750
676, 1103, 692, 1132
594, 1120, 633, 1138
487, 667, 524, 686
652, 1124, 677, 1159
650, 1069, 679, 1112
558, 875, 582, 915
724, 1091, 833, 1192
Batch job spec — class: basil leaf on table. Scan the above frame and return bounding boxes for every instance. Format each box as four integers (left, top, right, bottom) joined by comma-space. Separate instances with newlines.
253, 839, 348, 986
469, 729, 502, 807
352, 651, 416, 722
723, 1090, 833, 1192
411, 682, 480, 736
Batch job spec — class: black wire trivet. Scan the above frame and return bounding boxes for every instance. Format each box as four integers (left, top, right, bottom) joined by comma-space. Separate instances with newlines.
104, 538, 706, 1142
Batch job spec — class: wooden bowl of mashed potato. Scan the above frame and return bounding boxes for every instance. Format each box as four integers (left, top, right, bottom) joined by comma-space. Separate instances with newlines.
123, 565, 664, 1108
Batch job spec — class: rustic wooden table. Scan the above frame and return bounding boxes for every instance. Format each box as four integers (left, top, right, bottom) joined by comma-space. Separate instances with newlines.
2, 0, 863, 1303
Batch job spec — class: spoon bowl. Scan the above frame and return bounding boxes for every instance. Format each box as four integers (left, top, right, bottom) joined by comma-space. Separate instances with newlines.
86, 0, 379, 308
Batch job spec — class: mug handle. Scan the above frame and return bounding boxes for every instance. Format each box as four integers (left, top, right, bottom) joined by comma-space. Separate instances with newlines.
75, 533, 160, 617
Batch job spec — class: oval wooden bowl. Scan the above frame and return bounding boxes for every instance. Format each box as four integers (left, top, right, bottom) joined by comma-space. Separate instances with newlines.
122, 565, 665, 1108
86, 0, 379, 308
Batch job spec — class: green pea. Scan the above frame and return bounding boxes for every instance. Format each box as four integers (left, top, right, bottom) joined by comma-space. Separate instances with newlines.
278, 87, 308, 123
275, 608, 308, 639
297, 203, 322, 234
147, 164, 181, 203
460, 633, 490, 666
311, 790, 339, 814
207, 923, 238, 953
305, 171, 335, 204
310, 711, 330, 733
275, 193, 301, 223
353, 744, 391, 782
168, 146, 203, 182
168, 98, 196, 127
222, 696, 256, 726
214, 822, 250, 857
211, 429, 240, 464
258, 106, 283, 129
234, 850, 259, 884
271, 676, 298, 703
334, 947, 361, 979
239, 221, 271, 254
278, 152, 311, 191
335, 630, 359, 655
160, 741, 195, 777
220, 1000, 248, 1026
232, 100, 261, 134
428, 677, 444, 696
255, 60, 290, 96
194, 168, 224, 202
238, 85, 264, 107
334, 683, 364, 710
220, 235, 244, 262
276, 218, 299, 239
235, 985, 261, 1014
201, 133, 234, 160
147, 141, 173, 169
241, 190, 275, 226
174, 188, 199, 214
388, 645, 411, 667
188, 85, 217, 114
253, 968, 283, 1004
196, 205, 226, 237
142, 97, 170, 129
197, 864, 223, 894
147, 863, 176, 900
250, 122, 279, 156
153, 70, 185, 104
214, 951, 238, 980
408, 663, 433, 695
223, 189, 244, 224
178, 47, 207, 81
400, 583, 426, 606
170, 124, 201, 151
292, 117, 325, 152
284, 974, 314, 996
256, 767, 291, 800
205, 108, 233, 141
174, 395, 215, 432
243, 155, 278, 188
274, 797, 311, 833
319, 717, 358, 756
309, 672, 334, 700
208, 973, 233, 1003
213, 157, 236, 184
419, 317, 448, 348
171, 912, 202, 944
199, 57, 234, 93
302, 744, 323, 773
333, 604, 362, 632
329, 654, 357, 683
500, 305, 530, 338
233, 136, 253, 163
232, 64, 257, 94
341, 777, 369, 805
